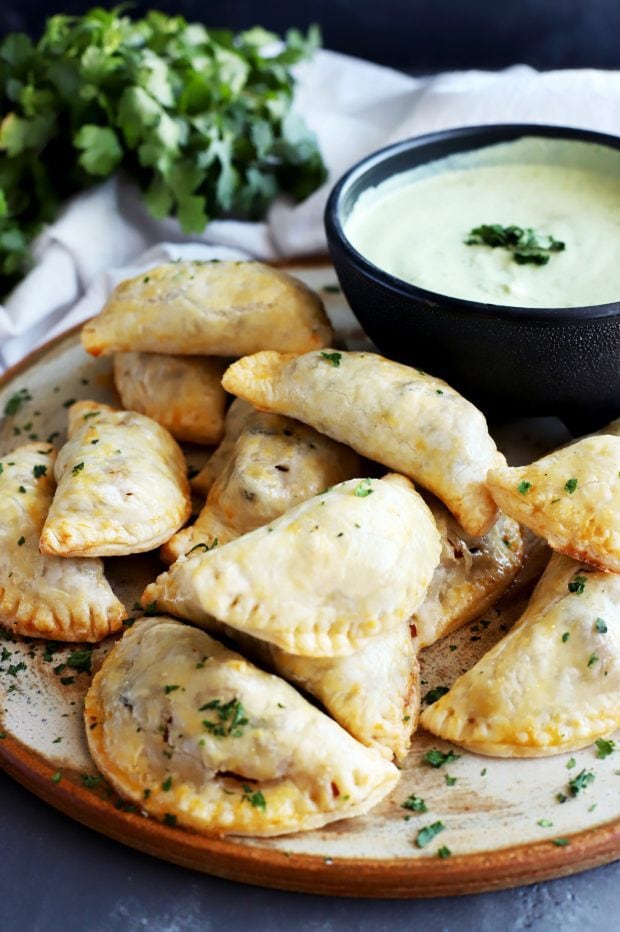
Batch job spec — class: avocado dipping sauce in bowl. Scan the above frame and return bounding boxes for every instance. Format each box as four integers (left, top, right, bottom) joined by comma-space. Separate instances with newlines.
324, 125, 620, 428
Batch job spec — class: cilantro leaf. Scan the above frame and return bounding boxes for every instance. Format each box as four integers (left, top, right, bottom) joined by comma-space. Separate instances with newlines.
415, 821, 445, 848
0, 10, 326, 296
423, 748, 461, 769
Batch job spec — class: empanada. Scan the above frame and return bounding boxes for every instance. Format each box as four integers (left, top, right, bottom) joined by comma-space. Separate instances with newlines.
414, 499, 524, 648
222, 350, 502, 536
85, 617, 400, 836
113, 353, 228, 445
193, 618, 418, 762
191, 399, 255, 496
143, 475, 441, 657
162, 407, 361, 563
0, 444, 125, 641
81, 261, 333, 357
420, 552, 620, 756
487, 435, 620, 573
40, 402, 191, 557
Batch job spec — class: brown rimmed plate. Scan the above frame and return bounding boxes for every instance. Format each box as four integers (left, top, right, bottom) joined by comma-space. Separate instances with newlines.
0, 263, 618, 897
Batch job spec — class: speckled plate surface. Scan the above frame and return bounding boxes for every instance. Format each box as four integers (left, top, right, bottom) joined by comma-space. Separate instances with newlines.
0, 264, 618, 898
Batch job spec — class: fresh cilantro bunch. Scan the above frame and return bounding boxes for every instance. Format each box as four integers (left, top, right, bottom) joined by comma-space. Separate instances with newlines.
0, 7, 326, 294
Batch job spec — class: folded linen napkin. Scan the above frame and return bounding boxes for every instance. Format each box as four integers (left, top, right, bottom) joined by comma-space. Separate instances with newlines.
1, 50, 619, 371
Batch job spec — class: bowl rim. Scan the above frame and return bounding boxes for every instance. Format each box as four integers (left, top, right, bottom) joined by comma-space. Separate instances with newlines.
324, 123, 620, 322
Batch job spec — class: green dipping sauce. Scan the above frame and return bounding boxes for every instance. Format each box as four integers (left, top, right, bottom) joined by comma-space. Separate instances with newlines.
345, 138, 620, 308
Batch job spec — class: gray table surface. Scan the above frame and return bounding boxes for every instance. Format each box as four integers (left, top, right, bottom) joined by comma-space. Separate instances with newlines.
0, 769, 618, 932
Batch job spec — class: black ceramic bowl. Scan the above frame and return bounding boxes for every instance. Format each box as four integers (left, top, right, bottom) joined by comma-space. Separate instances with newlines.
325, 124, 620, 429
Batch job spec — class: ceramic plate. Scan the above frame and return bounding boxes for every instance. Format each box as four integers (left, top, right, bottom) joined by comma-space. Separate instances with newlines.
0, 264, 618, 897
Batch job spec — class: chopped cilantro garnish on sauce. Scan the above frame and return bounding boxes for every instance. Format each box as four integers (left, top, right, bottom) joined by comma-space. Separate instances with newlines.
564, 478, 578, 494
320, 351, 342, 367
465, 224, 565, 265
517, 480, 532, 495
594, 618, 608, 634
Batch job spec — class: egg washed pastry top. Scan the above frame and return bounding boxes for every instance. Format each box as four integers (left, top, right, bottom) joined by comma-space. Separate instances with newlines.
81, 261, 333, 357
487, 435, 620, 573
222, 350, 503, 536
0, 444, 125, 641
191, 399, 255, 496
162, 405, 361, 563
85, 617, 400, 837
414, 498, 524, 648
143, 475, 441, 657
113, 353, 228, 445
420, 552, 620, 757
40, 402, 191, 557
189, 617, 418, 763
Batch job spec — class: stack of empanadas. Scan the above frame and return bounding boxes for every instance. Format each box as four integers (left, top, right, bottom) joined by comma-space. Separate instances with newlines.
421, 424, 620, 756
82, 260, 334, 447
17, 257, 607, 839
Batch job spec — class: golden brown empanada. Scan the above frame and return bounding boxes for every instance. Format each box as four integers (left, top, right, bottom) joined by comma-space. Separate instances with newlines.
85, 617, 400, 836
487, 436, 620, 573
191, 399, 255, 496
222, 350, 502, 536
414, 499, 524, 648
81, 261, 333, 357
113, 353, 228, 445
143, 474, 441, 657
40, 402, 191, 557
0, 444, 125, 641
420, 552, 620, 756
194, 618, 418, 762
162, 407, 361, 563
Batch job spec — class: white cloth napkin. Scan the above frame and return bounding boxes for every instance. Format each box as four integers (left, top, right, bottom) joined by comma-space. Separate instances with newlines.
2, 50, 619, 371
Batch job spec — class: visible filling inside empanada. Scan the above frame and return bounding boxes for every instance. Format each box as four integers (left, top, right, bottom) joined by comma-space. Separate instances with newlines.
85, 617, 400, 836
420, 552, 620, 757
222, 349, 503, 536
191, 617, 419, 762
162, 407, 361, 563
414, 498, 524, 648
143, 474, 441, 657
